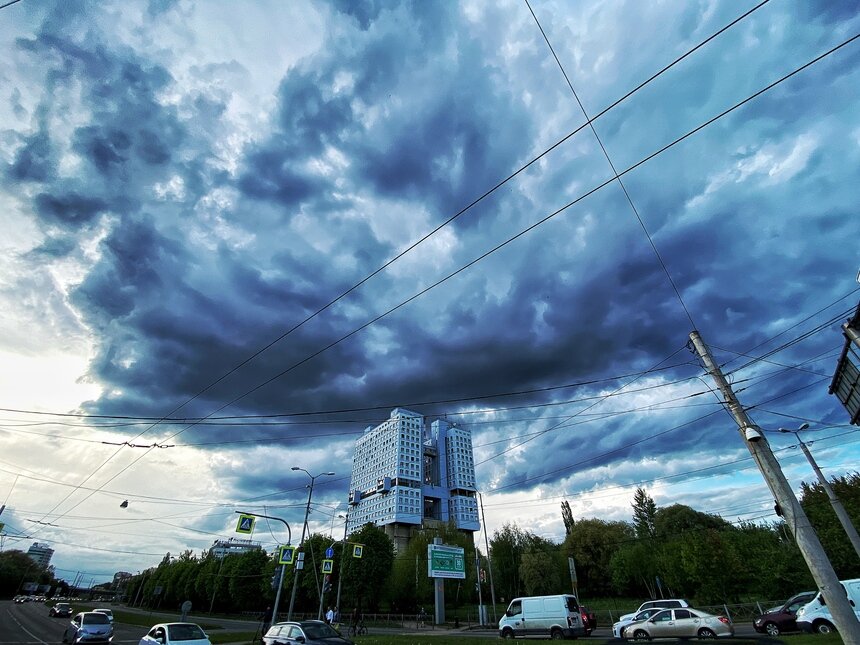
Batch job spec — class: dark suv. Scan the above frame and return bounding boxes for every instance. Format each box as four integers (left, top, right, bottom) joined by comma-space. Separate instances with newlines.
753, 591, 816, 637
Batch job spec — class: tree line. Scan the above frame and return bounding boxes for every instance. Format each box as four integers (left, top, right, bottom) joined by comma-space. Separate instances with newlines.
6, 472, 856, 610
488, 473, 860, 605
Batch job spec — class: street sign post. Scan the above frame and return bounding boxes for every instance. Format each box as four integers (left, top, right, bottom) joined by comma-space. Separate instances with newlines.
235, 514, 255, 534
325, 547, 334, 559
352, 544, 363, 558
321, 559, 334, 574
278, 546, 296, 565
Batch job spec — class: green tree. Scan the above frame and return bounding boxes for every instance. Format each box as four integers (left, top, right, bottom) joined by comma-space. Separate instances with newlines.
339, 523, 394, 613
0, 550, 42, 599
564, 518, 634, 597
519, 548, 562, 595
490, 523, 530, 602
561, 501, 575, 536
632, 487, 657, 539
800, 472, 860, 578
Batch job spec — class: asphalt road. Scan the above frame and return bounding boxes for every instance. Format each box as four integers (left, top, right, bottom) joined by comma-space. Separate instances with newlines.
1, 601, 261, 645
3, 600, 764, 643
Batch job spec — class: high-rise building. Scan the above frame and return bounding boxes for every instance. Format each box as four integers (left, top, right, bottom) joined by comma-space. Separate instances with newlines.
27, 542, 54, 568
347, 408, 479, 552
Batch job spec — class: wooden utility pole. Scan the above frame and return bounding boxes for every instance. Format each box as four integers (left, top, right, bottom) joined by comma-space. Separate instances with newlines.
690, 331, 860, 643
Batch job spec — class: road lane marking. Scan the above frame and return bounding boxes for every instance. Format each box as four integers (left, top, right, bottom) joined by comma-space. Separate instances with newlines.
5, 610, 49, 645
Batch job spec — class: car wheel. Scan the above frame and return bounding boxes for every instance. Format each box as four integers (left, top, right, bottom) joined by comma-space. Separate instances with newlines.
551, 628, 564, 640
815, 621, 836, 634
502, 628, 515, 639
697, 628, 717, 639
633, 629, 651, 641
764, 622, 780, 637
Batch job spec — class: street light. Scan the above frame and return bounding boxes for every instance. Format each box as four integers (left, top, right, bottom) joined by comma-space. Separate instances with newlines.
779, 423, 860, 559
287, 468, 335, 621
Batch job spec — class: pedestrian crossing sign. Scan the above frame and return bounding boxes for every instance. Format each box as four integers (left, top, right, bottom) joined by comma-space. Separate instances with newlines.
236, 514, 255, 534
322, 559, 334, 574
353, 544, 363, 559
278, 545, 296, 565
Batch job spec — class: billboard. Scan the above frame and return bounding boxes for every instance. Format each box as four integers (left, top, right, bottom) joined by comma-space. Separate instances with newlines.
427, 544, 465, 579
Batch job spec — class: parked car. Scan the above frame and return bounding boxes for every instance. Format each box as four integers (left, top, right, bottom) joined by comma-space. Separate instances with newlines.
580, 605, 597, 634
139, 623, 211, 645
612, 607, 664, 639
619, 598, 691, 622
51, 603, 74, 618
796, 578, 860, 634
62, 612, 114, 644
93, 609, 114, 623
753, 591, 816, 636
624, 607, 733, 640
263, 621, 353, 645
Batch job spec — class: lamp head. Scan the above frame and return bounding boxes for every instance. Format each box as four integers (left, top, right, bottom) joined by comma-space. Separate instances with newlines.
291, 466, 301, 471
743, 426, 763, 442
324, 471, 335, 476
120, 500, 129, 508
798, 423, 810, 431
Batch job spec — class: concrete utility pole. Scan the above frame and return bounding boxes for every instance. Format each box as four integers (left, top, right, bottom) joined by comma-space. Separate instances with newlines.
690, 331, 860, 644
479, 493, 498, 624
287, 469, 334, 621
780, 424, 860, 560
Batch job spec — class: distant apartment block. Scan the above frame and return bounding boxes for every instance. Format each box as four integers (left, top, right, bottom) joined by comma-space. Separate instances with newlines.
27, 542, 54, 568
347, 408, 479, 552
209, 537, 262, 558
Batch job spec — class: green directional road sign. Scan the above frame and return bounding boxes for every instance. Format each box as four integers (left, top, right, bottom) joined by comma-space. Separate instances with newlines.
278, 545, 296, 565
322, 559, 334, 574
427, 544, 465, 579
236, 514, 255, 534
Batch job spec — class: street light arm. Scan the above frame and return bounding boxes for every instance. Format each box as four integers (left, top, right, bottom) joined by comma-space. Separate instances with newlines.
234, 511, 291, 545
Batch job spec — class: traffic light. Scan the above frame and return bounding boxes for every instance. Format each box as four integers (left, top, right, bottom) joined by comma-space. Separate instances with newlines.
322, 574, 331, 594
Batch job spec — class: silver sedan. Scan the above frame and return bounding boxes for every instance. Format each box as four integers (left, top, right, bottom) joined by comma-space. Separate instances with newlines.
625, 607, 734, 640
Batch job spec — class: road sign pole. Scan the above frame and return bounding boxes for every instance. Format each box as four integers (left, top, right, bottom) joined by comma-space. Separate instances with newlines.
271, 563, 286, 626
433, 538, 445, 625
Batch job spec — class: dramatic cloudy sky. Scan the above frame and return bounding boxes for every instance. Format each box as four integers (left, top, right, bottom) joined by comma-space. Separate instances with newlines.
1, 0, 859, 584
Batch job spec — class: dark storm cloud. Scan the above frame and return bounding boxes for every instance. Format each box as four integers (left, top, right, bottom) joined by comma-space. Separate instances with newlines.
34, 191, 108, 226
26, 235, 77, 258
73, 216, 184, 320
8, 127, 55, 182
7, 0, 856, 508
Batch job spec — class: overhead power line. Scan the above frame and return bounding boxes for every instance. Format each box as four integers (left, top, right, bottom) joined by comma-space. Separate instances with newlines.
19, 0, 775, 531
525, 0, 697, 327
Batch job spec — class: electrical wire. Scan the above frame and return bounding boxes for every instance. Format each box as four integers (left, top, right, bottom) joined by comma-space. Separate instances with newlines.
19, 3, 783, 533
25, 30, 860, 537
525, 0, 695, 327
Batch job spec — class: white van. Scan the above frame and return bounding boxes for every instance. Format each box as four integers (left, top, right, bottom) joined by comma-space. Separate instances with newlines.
796, 578, 860, 634
498, 594, 585, 639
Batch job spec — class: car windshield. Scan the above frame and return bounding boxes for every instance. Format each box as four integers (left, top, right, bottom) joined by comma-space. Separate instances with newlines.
57, 604, 71, 609
303, 623, 339, 639
83, 614, 110, 625
168, 624, 207, 641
